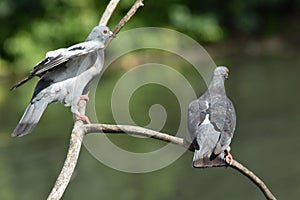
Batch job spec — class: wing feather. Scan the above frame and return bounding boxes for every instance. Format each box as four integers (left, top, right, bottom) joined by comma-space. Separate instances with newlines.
188, 98, 210, 140
11, 40, 104, 89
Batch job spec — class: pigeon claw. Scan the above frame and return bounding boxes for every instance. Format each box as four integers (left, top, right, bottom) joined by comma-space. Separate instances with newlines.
80, 95, 89, 101
76, 114, 91, 124
224, 150, 233, 165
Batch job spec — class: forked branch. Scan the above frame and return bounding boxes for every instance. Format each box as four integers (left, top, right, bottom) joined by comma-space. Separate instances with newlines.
47, 0, 276, 200
47, 0, 144, 199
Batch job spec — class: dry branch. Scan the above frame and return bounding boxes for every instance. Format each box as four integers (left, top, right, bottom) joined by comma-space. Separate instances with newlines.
112, 0, 144, 34
84, 124, 192, 150
99, 0, 120, 26
83, 123, 277, 200
47, 0, 144, 199
230, 160, 277, 200
105, 0, 144, 47
47, 101, 87, 200
47, 0, 277, 200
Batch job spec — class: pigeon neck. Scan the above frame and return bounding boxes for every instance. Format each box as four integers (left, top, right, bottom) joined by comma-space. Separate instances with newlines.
208, 75, 226, 95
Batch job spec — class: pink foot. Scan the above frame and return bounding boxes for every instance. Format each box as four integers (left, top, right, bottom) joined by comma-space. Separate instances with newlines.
80, 95, 89, 101
224, 150, 233, 165
76, 114, 91, 124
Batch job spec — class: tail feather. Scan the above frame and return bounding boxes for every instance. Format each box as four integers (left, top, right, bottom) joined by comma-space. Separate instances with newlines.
193, 150, 226, 168
12, 100, 48, 137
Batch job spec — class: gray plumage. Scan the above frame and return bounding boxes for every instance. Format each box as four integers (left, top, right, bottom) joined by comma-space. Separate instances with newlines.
188, 66, 236, 167
12, 26, 114, 137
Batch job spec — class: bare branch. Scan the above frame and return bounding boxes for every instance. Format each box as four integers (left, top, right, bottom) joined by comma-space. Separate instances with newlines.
47, 100, 87, 200
47, 1, 144, 199
105, 0, 144, 47
112, 0, 144, 35
83, 123, 277, 200
47, 0, 277, 199
84, 124, 192, 150
99, 0, 120, 26
229, 160, 277, 200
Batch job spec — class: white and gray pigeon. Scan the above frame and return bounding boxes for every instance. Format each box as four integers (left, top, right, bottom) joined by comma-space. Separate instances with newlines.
188, 66, 236, 167
11, 25, 114, 137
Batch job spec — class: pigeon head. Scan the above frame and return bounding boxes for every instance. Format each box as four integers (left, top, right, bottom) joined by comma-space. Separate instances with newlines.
213, 66, 229, 80
86, 26, 115, 42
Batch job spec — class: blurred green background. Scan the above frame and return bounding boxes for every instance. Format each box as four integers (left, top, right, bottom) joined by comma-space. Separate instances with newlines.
0, 0, 300, 199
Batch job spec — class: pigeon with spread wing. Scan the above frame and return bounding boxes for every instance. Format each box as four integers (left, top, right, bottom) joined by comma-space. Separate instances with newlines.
12, 26, 114, 137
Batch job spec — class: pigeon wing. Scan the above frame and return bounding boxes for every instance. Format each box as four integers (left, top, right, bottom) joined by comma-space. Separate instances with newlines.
11, 41, 104, 90
213, 97, 236, 155
188, 97, 210, 141
32, 41, 104, 76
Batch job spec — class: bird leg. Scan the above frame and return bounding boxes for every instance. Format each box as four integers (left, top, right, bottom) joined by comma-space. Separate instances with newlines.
224, 149, 233, 165
73, 96, 90, 123
75, 114, 91, 124
80, 95, 89, 101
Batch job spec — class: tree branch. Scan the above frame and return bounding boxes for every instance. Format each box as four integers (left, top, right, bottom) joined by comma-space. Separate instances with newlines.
47, 0, 144, 199
230, 160, 277, 200
47, 101, 86, 200
83, 124, 277, 200
47, 1, 276, 200
84, 124, 192, 150
98, 0, 120, 26
112, 0, 144, 35
105, 0, 144, 47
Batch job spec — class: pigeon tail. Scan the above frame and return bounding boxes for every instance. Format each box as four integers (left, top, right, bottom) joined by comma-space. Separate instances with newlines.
192, 150, 226, 168
209, 152, 218, 160
12, 99, 48, 137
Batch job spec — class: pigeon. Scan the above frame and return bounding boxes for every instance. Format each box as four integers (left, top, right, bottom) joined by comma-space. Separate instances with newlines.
188, 66, 236, 167
11, 25, 114, 137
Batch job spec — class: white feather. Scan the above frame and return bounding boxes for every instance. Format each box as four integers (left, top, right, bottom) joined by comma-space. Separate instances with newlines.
201, 114, 210, 125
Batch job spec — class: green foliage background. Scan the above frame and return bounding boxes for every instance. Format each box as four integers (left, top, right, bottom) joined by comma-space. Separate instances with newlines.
0, 0, 299, 200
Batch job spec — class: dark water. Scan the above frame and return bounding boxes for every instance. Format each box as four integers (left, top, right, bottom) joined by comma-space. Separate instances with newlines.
0, 52, 299, 200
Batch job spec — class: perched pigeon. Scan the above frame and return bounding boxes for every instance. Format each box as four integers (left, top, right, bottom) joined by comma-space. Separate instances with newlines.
188, 66, 236, 167
12, 26, 114, 137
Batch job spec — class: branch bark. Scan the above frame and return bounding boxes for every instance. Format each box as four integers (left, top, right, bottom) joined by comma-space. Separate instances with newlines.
47, 101, 86, 200
112, 0, 144, 35
47, 1, 277, 200
98, 0, 120, 26
105, 0, 144, 47
83, 124, 277, 200
83, 124, 192, 150
230, 160, 277, 200
47, 0, 144, 199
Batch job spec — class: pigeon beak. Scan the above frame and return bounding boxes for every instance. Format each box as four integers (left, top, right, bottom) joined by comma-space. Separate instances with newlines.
225, 69, 229, 80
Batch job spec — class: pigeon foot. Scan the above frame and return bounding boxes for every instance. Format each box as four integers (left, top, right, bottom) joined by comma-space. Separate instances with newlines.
76, 114, 91, 124
224, 149, 233, 165
80, 95, 89, 101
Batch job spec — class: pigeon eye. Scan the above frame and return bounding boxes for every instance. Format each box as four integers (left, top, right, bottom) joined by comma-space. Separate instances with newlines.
103, 29, 108, 34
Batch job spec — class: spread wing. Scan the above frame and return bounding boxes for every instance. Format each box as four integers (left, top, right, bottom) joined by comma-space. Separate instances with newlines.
11, 40, 104, 90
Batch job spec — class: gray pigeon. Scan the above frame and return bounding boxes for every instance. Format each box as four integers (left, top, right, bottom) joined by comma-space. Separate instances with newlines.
12, 26, 114, 137
188, 66, 236, 167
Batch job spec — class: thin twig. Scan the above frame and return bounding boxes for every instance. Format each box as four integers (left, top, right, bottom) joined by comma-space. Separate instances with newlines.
105, 0, 144, 47
84, 124, 192, 150
230, 160, 277, 200
112, 0, 144, 34
99, 0, 120, 26
83, 123, 277, 200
